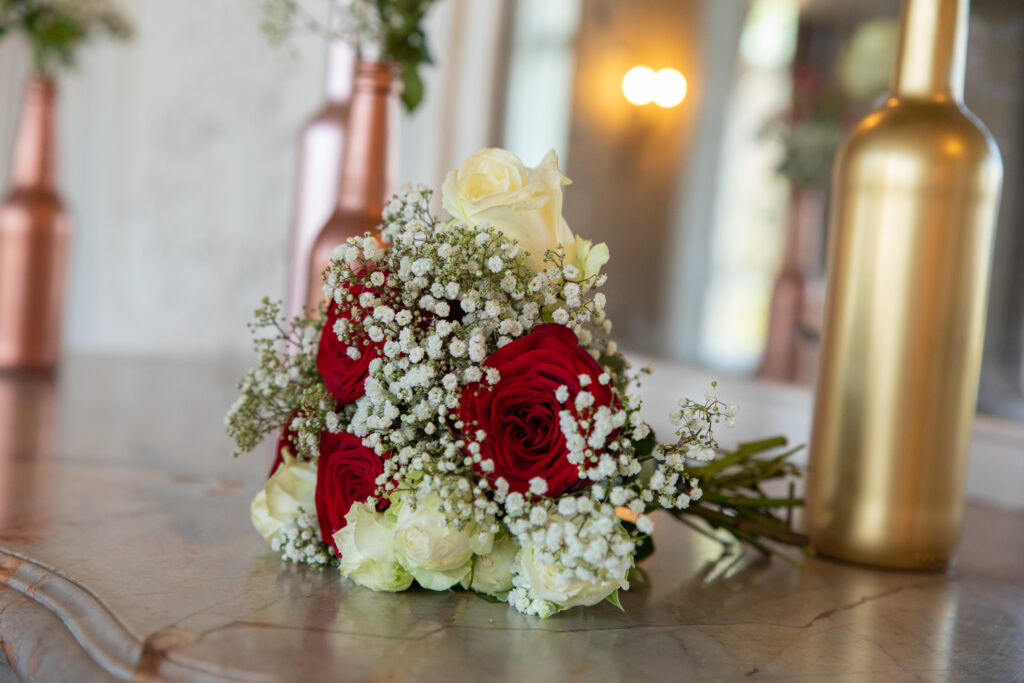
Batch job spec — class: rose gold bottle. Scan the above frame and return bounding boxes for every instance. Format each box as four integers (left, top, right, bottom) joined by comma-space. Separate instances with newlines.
284, 26, 357, 320
305, 60, 401, 312
0, 77, 70, 372
761, 188, 826, 383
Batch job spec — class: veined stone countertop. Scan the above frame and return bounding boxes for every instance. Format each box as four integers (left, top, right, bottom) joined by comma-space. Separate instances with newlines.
0, 357, 1022, 681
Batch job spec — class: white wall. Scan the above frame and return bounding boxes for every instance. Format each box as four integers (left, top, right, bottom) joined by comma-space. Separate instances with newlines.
0, 0, 505, 358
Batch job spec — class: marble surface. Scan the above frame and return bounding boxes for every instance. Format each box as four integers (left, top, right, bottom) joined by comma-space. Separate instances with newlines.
0, 357, 1023, 682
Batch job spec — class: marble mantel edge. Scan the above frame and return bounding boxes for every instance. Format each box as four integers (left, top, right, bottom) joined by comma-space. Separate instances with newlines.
0, 549, 264, 682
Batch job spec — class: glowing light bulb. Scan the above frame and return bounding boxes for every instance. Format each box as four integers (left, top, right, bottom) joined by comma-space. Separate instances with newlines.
622, 66, 656, 106
622, 66, 687, 107
654, 68, 687, 107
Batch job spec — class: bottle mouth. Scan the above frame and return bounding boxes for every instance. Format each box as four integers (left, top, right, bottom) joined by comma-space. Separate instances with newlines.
353, 60, 403, 94
26, 77, 57, 95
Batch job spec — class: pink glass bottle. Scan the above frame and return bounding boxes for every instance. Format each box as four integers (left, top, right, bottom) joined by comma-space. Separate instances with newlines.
284, 21, 357, 320
305, 60, 400, 313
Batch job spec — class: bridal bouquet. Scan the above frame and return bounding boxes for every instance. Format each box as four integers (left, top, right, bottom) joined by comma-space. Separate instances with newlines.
227, 148, 805, 618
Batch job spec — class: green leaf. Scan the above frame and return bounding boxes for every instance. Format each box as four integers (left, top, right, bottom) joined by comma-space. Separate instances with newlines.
606, 590, 625, 613
696, 436, 789, 479
598, 351, 628, 378
400, 65, 424, 112
632, 428, 657, 458
3, 0, 131, 75
710, 447, 803, 489
634, 534, 655, 563
469, 590, 505, 604
701, 494, 805, 508
621, 520, 656, 563
627, 567, 645, 584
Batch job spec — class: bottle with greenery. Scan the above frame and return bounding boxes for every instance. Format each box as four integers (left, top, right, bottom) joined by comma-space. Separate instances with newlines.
0, 1, 131, 371
261, 0, 439, 112
0, 0, 132, 76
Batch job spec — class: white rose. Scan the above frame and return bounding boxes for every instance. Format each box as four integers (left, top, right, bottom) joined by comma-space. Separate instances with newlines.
518, 545, 629, 610
334, 502, 413, 592
571, 238, 610, 284
393, 493, 494, 591
442, 148, 608, 280
462, 535, 519, 598
250, 454, 316, 546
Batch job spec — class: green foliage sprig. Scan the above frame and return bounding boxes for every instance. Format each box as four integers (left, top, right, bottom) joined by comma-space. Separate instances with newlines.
651, 389, 809, 564
261, 0, 439, 112
374, 0, 434, 112
680, 437, 809, 565
0, 0, 132, 76
224, 298, 327, 459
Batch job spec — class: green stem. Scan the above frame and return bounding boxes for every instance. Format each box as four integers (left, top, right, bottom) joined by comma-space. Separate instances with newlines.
684, 503, 810, 549
674, 515, 732, 548
701, 494, 805, 508
695, 436, 788, 478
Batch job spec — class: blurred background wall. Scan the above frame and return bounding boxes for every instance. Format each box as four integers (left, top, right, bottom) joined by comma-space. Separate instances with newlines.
1, 0, 1022, 419
0, 0, 505, 356
2, 1, 322, 356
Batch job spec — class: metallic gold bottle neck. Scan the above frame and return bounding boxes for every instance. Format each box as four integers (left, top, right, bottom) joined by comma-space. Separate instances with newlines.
891, 0, 968, 102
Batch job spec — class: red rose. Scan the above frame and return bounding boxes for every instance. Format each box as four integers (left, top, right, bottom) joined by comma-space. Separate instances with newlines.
317, 301, 376, 405
460, 324, 616, 497
317, 273, 387, 404
315, 431, 387, 556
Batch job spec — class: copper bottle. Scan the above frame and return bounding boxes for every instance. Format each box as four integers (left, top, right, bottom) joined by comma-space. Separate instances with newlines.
761, 188, 826, 383
284, 24, 358, 320
806, 0, 1003, 569
305, 60, 401, 312
0, 77, 70, 372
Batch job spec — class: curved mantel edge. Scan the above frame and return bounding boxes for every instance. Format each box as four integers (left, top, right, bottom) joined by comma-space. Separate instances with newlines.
0, 548, 265, 682
0, 587, 123, 682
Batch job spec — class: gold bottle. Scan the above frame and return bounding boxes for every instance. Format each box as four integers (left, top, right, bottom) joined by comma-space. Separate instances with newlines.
805, 0, 1003, 570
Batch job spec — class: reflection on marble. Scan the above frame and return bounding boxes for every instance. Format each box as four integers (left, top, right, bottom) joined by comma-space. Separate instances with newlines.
0, 374, 55, 534
0, 357, 1022, 681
